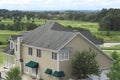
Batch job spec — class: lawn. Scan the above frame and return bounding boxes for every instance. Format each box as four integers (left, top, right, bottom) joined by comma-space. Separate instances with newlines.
0, 49, 3, 67
1, 18, 120, 43
104, 51, 120, 57
0, 19, 119, 43
0, 30, 20, 44
0, 30, 20, 66
101, 45, 120, 50
0, 19, 99, 32
95, 31, 120, 43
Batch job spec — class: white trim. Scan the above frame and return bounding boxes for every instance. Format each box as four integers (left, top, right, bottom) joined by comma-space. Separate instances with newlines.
57, 32, 113, 61
58, 32, 79, 51
22, 44, 58, 53
52, 52, 57, 60
36, 49, 41, 58
24, 64, 29, 74
32, 68, 37, 76
59, 51, 69, 61
10, 41, 14, 49
57, 52, 59, 71
77, 32, 114, 61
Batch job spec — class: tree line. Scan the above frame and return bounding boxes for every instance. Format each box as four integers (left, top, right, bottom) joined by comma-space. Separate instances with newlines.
0, 8, 120, 31
0, 9, 99, 21
98, 8, 120, 31
0, 21, 38, 31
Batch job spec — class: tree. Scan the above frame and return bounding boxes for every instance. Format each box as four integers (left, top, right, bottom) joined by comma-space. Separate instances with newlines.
72, 49, 99, 79
99, 8, 120, 31
111, 51, 119, 60
5, 67, 22, 80
107, 59, 120, 80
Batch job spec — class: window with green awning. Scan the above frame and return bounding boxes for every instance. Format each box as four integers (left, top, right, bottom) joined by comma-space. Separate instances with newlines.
45, 68, 52, 75
53, 71, 65, 77
25, 61, 39, 68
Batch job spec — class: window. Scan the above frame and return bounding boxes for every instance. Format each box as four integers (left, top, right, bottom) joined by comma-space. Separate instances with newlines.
28, 47, 32, 55
59, 51, 69, 61
10, 42, 13, 49
64, 52, 69, 60
36, 49, 41, 58
52, 52, 57, 60
32, 68, 37, 76
24, 64, 28, 73
15, 44, 17, 51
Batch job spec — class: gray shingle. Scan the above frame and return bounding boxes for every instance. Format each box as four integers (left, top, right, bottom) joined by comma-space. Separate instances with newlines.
10, 35, 22, 41
22, 21, 77, 50
2, 44, 14, 55
79, 30, 101, 44
22, 21, 101, 50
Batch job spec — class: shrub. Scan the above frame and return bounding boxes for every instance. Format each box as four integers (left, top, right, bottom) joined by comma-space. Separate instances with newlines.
72, 49, 99, 79
0, 41, 3, 45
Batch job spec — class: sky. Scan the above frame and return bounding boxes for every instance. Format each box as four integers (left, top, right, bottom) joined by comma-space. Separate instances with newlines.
0, 0, 120, 11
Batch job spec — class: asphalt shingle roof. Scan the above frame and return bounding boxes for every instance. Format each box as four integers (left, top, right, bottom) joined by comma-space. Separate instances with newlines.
22, 21, 77, 50
2, 44, 14, 55
79, 30, 101, 44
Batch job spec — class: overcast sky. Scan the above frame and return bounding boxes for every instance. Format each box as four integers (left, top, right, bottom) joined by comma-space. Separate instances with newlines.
0, 0, 120, 10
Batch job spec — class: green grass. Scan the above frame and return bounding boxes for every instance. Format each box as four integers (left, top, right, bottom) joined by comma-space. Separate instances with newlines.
46, 20, 99, 32
0, 45, 6, 66
0, 30, 20, 66
0, 30, 20, 44
0, 19, 120, 43
0, 49, 3, 66
95, 31, 120, 43
101, 45, 120, 50
104, 51, 120, 57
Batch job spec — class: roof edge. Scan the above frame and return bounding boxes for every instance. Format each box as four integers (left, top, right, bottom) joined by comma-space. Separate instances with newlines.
22, 44, 58, 52
78, 32, 114, 61
57, 31, 113, 61
57, 32, 79, 51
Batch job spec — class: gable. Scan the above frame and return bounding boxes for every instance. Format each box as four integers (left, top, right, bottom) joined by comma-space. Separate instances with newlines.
63, 34, 113, 69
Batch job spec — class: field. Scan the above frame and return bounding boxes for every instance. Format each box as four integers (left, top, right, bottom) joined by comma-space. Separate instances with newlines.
0, 49, 3, 66
104, 51, 120, 57
0, 30, 20, 44
101, 45, 120, 50
1, 18, 120, 42
0, 19, 120, 66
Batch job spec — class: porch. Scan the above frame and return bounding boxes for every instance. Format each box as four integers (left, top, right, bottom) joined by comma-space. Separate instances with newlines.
2, 53, 15, 69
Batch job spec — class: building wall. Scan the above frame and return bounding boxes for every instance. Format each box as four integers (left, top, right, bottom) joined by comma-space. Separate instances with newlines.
21, 45, 58, 80
59, 34, 112, 80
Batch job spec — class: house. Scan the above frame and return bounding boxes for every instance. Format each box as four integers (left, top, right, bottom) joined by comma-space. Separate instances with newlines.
2, 21, 113, 80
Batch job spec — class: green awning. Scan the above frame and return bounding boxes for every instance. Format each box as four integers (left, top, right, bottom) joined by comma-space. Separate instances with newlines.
53, 71, 65, 77
45, 68, 52, 75
25, 61, 39, 68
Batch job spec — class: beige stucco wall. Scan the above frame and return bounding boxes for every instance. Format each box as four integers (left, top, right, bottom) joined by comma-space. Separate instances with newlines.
59, 34, 112, 80
21, 45, 58, 80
